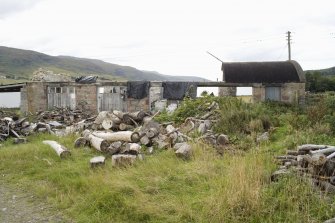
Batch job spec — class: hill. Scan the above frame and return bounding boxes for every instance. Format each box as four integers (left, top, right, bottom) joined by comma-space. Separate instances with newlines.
306, 66, 335, 76
0, 46, 206, 82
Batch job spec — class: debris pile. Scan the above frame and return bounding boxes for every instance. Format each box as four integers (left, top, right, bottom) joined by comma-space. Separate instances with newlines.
272, 144, 335, 193
31, 68, 72, 82
0, 108, 93, 143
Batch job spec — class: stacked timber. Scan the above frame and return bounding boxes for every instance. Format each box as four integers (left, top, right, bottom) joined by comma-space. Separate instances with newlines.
272, 144, 335, 193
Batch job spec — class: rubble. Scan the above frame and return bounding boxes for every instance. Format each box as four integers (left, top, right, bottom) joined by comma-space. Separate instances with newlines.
272, 144, 335, 193
31, 68, 72, 82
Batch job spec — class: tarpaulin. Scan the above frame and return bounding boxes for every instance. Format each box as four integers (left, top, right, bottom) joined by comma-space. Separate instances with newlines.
75, 76, 98, 84
162, 82, 197, 100
127, 81, 149, 99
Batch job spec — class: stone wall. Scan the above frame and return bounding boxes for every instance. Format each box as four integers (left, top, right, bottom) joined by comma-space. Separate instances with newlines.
252, 86, 265, 103
218, 87, 237, 96
127, 98, 149, 112
252, 83, 305, 104
26, 82, 48, 113
20, 87, 28, 114
280, 83, 305, 104
75, 85, 98, 113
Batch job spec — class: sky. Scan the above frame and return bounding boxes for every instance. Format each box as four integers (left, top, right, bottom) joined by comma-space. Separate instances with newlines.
0, 0, 334, 85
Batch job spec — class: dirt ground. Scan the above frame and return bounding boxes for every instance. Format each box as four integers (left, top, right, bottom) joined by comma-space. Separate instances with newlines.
0, 181, 66, 223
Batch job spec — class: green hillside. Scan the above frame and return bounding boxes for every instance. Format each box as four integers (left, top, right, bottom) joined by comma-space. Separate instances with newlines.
0, 46, 206, 82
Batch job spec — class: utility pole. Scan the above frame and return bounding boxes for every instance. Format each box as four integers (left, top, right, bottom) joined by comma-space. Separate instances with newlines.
286, 31, 291, 60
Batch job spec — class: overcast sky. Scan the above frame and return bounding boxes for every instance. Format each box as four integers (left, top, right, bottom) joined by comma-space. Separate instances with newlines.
0, 0, 334, 82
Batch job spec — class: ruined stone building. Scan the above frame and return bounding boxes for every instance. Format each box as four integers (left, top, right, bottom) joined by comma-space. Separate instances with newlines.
0, 60, 306, 113
219, 60, 305, 104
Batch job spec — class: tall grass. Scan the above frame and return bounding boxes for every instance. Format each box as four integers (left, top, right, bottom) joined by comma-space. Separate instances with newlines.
2, 96, 335, 222
0, 132, 333, 222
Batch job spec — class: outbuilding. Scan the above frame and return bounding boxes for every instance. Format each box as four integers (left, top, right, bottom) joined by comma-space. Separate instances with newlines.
219, 60, 305, 104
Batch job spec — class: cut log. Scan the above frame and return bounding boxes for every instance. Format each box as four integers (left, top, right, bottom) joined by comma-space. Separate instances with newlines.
105, 141, 122, 155
112, 154, 137, 167
297, 144, 328, 152
92, 131, 140, 143
128, 111, 147, 121
102, 118, 117, 130
13, 138, 27, 144
113, 110, 125, 120
43, 140, 71, 159
275, 155, 297, 160
74, 137, 88, 148
119, 123, 134, 131
87, 134, 110, 152
286, 150, 299, 156
94, 111, 108, 124
198, 123, 207, 135
140, 135, 151, 146
146, 128, 159, 138
200, 111, 215, 120
108, 113, 122, 125
175, 143, 192, 159
122, 143, 141, 155
173, 142, 187, 151
90, 156, 105, 168
310, 147, 335, 155
310, 153, 327, 166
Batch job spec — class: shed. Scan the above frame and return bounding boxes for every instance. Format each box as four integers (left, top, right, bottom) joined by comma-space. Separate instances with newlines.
219, 60, 305, 104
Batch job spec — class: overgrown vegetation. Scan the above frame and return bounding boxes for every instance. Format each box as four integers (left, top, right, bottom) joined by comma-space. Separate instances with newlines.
2, 95, 335, 222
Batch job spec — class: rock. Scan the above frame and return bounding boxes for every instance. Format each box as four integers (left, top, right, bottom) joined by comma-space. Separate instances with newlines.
175, 143, 192, 159
257, 132, 269, 143
90, 156, 105, 168
324, 218, 335, 223
216, 134, 229, 145
112, 154, 137, 167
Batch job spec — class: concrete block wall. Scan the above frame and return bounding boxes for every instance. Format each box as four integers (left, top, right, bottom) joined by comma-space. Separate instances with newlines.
252, 86, 265, 103
20, 87, 28, 114
26, 82, 48, 113
75, 85, 98, 113
281, 83, 305, 104
218, 87, 237, 96
127, 98, 149, 112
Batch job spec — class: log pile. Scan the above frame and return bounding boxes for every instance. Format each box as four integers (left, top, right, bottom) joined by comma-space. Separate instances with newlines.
181, 101, 229, 152
0, 108, 94, 143
272, 144, 335, 193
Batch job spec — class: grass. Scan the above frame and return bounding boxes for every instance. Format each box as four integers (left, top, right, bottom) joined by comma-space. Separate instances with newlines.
2, 97, 335, 222
0, 131, 334, 222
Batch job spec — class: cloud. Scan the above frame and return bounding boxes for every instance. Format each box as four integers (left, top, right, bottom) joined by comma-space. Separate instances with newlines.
0, 0, 42, 19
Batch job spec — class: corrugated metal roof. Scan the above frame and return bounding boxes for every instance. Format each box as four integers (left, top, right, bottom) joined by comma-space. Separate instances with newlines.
222, 60, 305, 83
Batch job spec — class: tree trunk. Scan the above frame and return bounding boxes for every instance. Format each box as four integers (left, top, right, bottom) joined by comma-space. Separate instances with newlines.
119, 123, 134, 131
87, 134, 110, 152
74, 137, 88, 148
90, 156, 105, 168
92, 131, 140, 143
146, 128, 159, 138
43, 140, 71, 158
128, 111, 147, 121
140, 135, 151, 146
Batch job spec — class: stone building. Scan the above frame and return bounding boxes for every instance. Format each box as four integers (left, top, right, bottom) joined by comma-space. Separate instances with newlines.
0, 81, 199, 114
219, 60, 306, 104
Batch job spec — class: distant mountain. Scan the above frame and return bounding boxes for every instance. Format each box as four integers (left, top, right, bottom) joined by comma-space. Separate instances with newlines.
306, 66, 335, 76
0, 46, 207, 82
